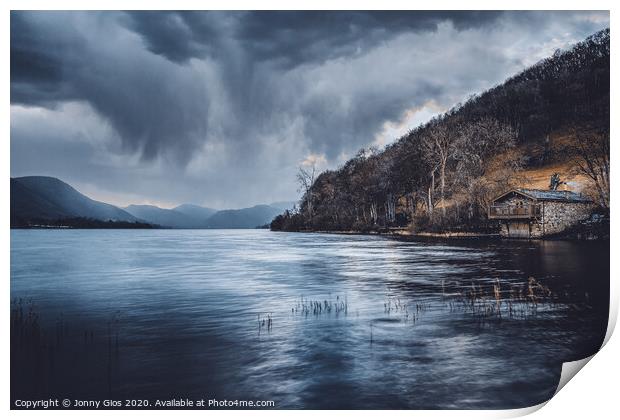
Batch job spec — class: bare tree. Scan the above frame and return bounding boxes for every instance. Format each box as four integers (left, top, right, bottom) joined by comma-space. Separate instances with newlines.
567, 129, 610, 208
452, 118, 519, 218
297, 164, 317, 221
421, 122, 455, 220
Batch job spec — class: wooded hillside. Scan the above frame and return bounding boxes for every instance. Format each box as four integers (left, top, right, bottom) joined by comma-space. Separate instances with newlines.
272, 29, 610, 233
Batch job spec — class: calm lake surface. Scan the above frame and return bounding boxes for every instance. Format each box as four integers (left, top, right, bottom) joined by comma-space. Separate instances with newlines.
11, 229, 608, 409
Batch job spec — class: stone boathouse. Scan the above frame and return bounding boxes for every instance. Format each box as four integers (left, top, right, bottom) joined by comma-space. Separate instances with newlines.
488, 188, 594, 238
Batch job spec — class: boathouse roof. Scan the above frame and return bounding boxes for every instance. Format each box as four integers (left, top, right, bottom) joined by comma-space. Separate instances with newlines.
493, 188, 591, 203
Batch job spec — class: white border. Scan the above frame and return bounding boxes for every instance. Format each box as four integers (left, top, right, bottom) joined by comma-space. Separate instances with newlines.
3, 2, 617, 419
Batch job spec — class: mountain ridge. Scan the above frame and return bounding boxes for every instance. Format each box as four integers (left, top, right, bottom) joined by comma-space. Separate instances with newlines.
204, 205, 285, 229
123, 204, 206, 228
11, 175, 293, 229
11, 176, 137, 226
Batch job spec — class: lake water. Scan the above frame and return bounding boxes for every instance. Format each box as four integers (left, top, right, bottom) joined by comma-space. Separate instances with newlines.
10, 229, 608, 409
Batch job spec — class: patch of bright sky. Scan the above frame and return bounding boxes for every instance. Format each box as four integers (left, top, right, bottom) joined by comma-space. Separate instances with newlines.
372, 100, 446, 148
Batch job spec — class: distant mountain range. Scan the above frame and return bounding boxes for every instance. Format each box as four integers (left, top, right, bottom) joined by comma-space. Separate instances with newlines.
173, 203, 219, 221
11, 176, 138, 224
11, 176, 295, 229
123, 204, 215, 229
203, 205, 285, 229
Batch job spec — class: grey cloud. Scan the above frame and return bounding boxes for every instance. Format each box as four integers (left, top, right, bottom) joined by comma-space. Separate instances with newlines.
11, 12, 84, 105
10, 11, 610, 208
123, 11, 504, 66
12, 11, 210, 164
123, 11, 220, 64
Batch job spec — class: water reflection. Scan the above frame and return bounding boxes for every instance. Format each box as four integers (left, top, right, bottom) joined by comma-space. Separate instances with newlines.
11, 230, 608, 409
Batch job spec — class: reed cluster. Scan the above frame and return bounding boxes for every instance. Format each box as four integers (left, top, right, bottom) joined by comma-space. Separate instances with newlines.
446, 276, 558, 320
292, 295, 348, 317
10, 299, 121, 399
384, 295, 430, 325
257, 313, 273, 334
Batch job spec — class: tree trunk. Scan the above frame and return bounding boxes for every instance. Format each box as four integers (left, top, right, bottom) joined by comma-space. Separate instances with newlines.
386, 193, 395, 224
440, 158, 446, 218
427, 171, 435, 221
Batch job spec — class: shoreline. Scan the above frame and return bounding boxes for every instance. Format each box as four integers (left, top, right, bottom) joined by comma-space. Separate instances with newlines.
289, 229, 501, 240
275, 228, 608, 241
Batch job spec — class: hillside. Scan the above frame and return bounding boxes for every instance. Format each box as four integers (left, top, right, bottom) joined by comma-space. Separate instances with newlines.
271, 29, 610, 233
124, 204, 207, 228
205, 205, 284, 229
11, 176, 137, 227
173, 204, 217, 221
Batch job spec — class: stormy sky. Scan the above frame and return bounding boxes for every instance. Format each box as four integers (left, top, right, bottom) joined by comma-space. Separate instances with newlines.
10, 11, 609, 209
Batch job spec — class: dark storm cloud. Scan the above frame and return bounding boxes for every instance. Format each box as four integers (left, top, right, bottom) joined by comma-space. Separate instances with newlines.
123, 11, 220, 63
123, 11, 503, 66
10, 10, 610, 207
11, 11, 209, 163
237, 11, 503, 65
10, 12, 82, 104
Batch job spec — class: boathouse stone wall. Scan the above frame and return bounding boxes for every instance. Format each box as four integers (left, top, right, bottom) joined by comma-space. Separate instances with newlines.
539, 201, 594, 236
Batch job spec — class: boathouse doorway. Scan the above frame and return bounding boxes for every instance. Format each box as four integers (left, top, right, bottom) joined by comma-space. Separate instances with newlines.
506, 221, 530, 238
